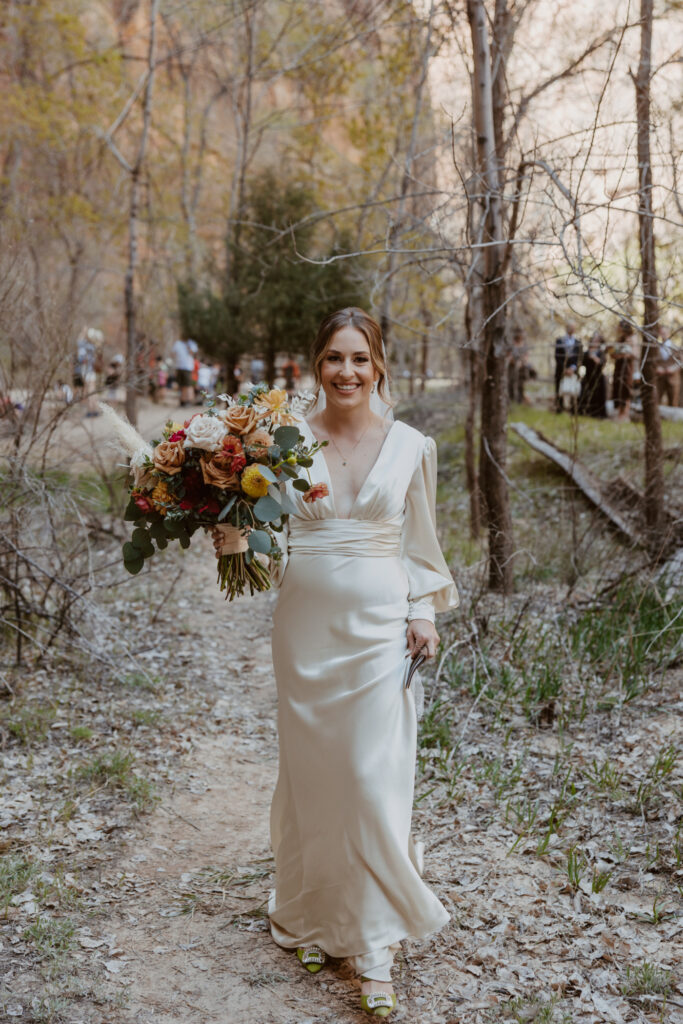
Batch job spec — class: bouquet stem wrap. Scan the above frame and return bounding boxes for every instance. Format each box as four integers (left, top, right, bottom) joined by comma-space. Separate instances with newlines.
214, 524, 271, 599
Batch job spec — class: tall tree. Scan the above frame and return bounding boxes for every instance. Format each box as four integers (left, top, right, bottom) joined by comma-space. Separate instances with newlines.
466, 0, 514, 593
632, 0, 665, 544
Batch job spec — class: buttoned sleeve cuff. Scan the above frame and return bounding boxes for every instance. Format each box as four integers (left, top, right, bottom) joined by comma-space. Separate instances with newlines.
407, 598, 436, 624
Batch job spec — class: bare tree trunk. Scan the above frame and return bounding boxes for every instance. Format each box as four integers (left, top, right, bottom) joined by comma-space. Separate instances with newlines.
467, 0, 514, 593
634, 0, 665, 544
464, 299, 483, 539
124, 0, 159, 427
377, 0, 435, 353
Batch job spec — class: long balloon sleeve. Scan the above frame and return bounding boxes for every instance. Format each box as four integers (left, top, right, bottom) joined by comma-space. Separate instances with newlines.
400, 437, 459, 623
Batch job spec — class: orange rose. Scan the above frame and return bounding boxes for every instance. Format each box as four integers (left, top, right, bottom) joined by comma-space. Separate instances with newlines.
153, 440, 185, 475
220, 404, 258, 435
200, 456, 240, 490
244, 427, 274, 454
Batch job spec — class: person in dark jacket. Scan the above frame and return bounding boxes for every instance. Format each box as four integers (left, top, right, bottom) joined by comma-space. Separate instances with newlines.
554, 321, 583, 412
578, 331, 607, 418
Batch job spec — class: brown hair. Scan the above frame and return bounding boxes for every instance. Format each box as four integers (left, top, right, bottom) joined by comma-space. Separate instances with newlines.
310, 307, 390, 402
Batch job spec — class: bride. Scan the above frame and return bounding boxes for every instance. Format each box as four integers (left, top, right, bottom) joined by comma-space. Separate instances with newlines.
248, 308, 457, 1016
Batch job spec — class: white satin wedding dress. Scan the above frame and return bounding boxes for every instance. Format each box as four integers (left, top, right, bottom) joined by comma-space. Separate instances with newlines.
268, 417, 458, 974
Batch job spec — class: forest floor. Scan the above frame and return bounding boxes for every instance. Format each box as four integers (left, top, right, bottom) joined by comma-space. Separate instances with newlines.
1, 392, 682, 1024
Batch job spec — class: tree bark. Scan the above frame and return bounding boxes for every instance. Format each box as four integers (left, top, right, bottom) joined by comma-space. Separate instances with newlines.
467, 0, 514, 592
634, 0, 665, 544
124, 0, 159, 427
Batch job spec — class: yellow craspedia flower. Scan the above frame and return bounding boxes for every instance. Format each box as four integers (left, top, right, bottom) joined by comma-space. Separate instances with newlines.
150, 481, 175, 514
241, 464, 270, 498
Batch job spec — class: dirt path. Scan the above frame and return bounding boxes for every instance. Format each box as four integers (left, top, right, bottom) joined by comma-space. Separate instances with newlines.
85, 558, 376, 1024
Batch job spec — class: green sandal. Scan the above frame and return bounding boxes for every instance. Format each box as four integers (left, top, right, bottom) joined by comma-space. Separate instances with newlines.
360, 991, 397, 1017
360, 979, 397, 1018
296, 945, 326, 973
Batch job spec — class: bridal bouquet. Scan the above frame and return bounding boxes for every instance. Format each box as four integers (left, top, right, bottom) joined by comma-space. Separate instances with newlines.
112, 386, 326, 598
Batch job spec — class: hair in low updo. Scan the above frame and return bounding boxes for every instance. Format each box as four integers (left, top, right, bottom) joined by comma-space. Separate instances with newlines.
310, 307, 391, 403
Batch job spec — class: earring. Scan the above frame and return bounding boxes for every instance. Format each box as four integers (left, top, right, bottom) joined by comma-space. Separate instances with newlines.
371, 382, 377, 394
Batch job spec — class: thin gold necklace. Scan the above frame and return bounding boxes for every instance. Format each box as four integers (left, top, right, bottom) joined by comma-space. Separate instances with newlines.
324, 420, 372, 466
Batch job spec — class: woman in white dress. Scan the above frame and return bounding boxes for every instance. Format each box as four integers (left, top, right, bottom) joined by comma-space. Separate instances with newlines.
268, 308, 458, 1017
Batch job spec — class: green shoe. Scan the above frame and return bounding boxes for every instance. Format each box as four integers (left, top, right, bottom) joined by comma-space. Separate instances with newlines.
296, 946, 326, 973
360, 991, 397, 1017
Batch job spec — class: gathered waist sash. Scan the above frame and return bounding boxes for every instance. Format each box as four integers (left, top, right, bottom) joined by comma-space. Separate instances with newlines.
288, 515, 402, 558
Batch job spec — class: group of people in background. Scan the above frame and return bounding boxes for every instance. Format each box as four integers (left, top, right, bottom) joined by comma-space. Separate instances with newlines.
507, 318, 680, 420
552, 319, 679, 420
59, 322, 680, 421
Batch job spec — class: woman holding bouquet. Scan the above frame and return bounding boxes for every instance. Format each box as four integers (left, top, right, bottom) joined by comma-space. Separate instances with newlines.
234, 308, 457, 1017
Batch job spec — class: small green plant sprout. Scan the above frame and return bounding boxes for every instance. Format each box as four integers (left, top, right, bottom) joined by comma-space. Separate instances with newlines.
634, 744, 679, 814
620, 961, 672, 998
566, 845, 587, 890
591, 865, 612, 893
23, 916, 75, 957
70, 725, 93, 742
584, 757, 623, 794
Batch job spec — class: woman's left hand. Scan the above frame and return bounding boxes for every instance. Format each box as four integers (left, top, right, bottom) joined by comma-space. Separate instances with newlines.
406, 619, 440, 660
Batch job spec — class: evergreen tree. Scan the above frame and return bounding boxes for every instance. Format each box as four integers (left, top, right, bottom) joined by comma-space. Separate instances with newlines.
178, 171, 368, 387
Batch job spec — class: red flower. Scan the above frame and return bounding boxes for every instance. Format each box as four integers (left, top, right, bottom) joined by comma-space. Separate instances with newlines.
215, 435, 246, 474
133, 493, 153, 513
198, 499, 220, 516
302, 482, 330, 503
169, 429, 186, 442
179, 499, 194, 511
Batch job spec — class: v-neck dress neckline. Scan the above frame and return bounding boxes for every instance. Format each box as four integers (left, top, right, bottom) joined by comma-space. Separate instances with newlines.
302, 418, 398, 520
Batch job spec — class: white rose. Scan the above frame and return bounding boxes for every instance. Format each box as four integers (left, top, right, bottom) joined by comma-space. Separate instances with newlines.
183, 414, 227, 452
130, 444, 154, 487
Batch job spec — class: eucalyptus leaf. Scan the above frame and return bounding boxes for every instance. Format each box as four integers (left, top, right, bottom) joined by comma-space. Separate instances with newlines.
247, 529, 272, 554
131, 527, 154, 556
217, 494, 237, 522
279, 492, 299, 516
124, 556, 144, 575
122, 541, 139, 562
178, 532, 191, 550
297, 456, 313, 467
254, 464, 278, 483
292, 478, 310, 492
253, 495, 282, 523
273, 425, 301, 450
124, 499, 144, 522
279, 463, 298, 478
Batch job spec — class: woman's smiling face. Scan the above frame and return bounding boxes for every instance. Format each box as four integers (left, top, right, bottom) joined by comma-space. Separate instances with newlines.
319, 326, 379, 411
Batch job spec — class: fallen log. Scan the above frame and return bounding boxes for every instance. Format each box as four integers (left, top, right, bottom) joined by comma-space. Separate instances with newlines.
509, 422, 642, 546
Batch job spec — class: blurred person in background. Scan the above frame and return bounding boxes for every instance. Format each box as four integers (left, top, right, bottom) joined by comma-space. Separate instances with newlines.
554, 321, 582, 413
75, 327, 103, 417
250, 354, 265, 384
172, 337, 197, 406
507, 327, 531, 405
610, 319, 637, 422
105, 353, 124, 403
578, 331, 607, 419
282, 354, 301, 397
655, 325, 680, 407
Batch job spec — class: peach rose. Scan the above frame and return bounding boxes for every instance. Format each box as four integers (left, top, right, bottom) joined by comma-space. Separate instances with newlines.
220, 404, 258, 435
302, 482, 330, 503
200, 456, 240, 490
244, 427, 275, 454
153, 440, 185, 475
